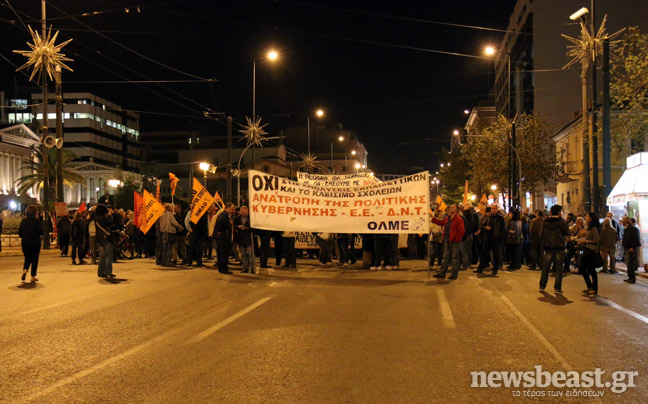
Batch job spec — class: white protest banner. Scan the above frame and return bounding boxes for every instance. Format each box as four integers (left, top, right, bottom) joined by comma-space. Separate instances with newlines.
296, 171, 381, 188
249, 170, 430, 234
270, 232, 362, 249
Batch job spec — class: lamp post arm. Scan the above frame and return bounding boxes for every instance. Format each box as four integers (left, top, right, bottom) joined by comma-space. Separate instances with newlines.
236, 136, 281, 206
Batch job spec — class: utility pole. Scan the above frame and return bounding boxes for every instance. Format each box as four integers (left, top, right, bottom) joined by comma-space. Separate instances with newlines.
41, 0, 50, 248
55, 65, 64, 203
602, 39, 611, 211
590, 1, 600, 214
226, 116, 232, 202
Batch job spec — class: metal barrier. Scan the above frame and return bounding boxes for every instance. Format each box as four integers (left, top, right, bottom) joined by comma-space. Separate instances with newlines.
0, 227, 20, 248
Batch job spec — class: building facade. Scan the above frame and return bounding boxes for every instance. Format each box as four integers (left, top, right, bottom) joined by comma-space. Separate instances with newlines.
1, 92, 143, 209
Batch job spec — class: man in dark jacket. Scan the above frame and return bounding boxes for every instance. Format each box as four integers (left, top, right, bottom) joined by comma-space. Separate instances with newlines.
539, 204, 570, 292
528, 210, 545, 270
432, 204, 465, 280
621, 216, 642, 284
214, 202, 235, 274
474, 204, 506, 275
57, 214, 71, 256
187, 207, 209, 267
460, 205, 475, 271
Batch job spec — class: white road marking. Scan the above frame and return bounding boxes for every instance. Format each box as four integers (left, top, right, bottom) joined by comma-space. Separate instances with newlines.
437, 289, 455, 328
188, 296, 274, 344
496, 292, 573, 371
10, 295, 275, 404
12, 332, 170, 404
599, 297, 648, 326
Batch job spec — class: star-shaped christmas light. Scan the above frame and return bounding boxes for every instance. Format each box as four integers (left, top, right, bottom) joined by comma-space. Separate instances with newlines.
14, 25, 73, 83
562, 15, 623, 78
238, 116, 269, 147
299, 152, 319, 171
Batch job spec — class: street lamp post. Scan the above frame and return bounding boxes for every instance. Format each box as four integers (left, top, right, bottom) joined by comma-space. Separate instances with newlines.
485, 46, 516, 210
252, 50, 278, 119
250, 50, 278, 173
306, 108, 324, 172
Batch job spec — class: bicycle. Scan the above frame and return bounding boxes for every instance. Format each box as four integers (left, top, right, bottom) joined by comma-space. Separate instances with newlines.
117, 231, 141, 260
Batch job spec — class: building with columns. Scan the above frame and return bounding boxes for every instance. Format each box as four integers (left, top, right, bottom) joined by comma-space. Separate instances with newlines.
0, 124, 39, 209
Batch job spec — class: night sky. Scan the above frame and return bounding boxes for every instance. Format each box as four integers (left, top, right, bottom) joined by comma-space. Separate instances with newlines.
0, 0, 517, 173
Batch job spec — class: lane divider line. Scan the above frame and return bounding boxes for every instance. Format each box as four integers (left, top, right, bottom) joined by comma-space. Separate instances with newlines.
599, 297, 648, 326
497, 292, 573, 371
188, 296, 275, 344
11, 295, 275, 404
437, 289, 456, 328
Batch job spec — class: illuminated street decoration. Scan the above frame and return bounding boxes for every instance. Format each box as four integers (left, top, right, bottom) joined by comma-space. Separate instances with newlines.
238, 116, 269, 147
14, 25, 73, 83
562, 15, 622, 78
299, 152, 319, 171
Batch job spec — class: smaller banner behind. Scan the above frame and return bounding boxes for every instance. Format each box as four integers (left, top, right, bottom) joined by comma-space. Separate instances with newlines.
249, 170, 429, 234
296, 172, 381, 188
55, 202, 68, 217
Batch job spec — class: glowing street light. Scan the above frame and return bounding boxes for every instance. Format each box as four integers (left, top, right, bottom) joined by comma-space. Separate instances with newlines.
464, 109, 470, 115
351, 150, 356, 156
107, 179, 122, 188
252, 50, 279, 118
484, 46, 496, 56
200, 162, 216, 186
316, 109, 324, 117
491, 184, 498, 191
453, 129, 460, 136
338, 136, 344, 142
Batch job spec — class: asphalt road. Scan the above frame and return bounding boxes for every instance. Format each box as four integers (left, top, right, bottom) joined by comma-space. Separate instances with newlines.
1, 254, 647, 404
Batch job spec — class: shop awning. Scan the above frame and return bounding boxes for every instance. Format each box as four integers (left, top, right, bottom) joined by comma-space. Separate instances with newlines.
607, 152, 648, 205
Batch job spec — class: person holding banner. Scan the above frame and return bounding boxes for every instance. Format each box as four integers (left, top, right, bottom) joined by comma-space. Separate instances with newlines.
282, 231, 297, 269
432, 204, 465, 280
159, 204, 184, 267
187, 211, 209, 268
315, 233, 333, 266
234, 206, 255, 273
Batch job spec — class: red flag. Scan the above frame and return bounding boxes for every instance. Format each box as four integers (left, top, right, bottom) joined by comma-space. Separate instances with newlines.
134, 191, 143, 228
156, 179, 161, 201
169, 173, 179, 196
78, 201, 86, 213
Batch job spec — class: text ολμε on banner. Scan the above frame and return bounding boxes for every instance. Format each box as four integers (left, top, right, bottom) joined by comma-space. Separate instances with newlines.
249, 170, 429, 234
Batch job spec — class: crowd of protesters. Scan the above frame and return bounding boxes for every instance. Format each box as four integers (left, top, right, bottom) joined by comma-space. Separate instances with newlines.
10, 200, 644, 293
425, 201, 642, 294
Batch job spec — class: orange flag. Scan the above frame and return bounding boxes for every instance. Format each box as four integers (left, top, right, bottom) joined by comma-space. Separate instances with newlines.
78, 201, 86, 213
436, 195, 447, 212
140, 190, 165, 234
212, 189, 225, 208
156, 179, 161, 201
169, 173, 179, 196
477, 193, 488, 212
133, 191, 143, 228
463, 180, 469, 206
